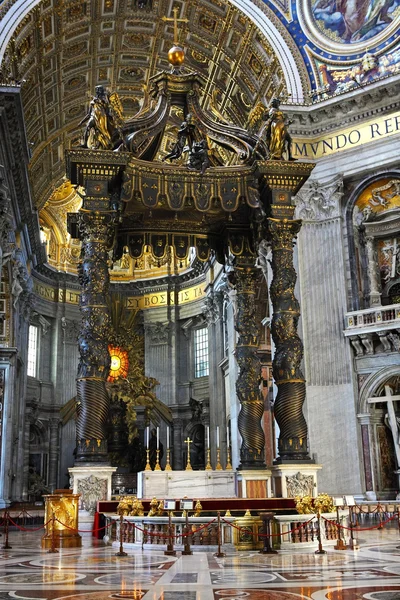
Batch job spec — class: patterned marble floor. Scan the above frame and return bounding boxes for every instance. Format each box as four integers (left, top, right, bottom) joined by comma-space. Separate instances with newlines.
1, 527, 400, 600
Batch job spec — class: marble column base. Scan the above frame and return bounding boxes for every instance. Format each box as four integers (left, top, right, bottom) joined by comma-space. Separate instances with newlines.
68, 466, 117, 526
139, 470, 236, 499
271, 464, 323, 498
237, 469, 273, 498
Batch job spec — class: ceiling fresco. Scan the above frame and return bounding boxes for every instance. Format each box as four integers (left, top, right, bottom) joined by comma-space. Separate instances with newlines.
265, 0, 400, 92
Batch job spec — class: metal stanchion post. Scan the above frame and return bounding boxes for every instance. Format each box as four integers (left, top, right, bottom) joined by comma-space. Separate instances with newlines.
315, 511, 326, 555
334, 506, 346, 550
182, 510, 192, 556
397, 506, 400, 549
378, 504, 384, 530
48, 511, 58, 554
2, 510, 12, 550
259, 512, 278, 554
214, 511, 225, 558
115, 514, 127, 557
348, 506, 359, 550
164, 511, 176, 556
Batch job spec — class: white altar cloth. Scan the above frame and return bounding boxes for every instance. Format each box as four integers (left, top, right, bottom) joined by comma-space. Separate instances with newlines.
137, 470, 237, 499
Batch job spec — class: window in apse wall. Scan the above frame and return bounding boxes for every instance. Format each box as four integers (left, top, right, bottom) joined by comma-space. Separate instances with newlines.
194, 327, 209, 378
27, 325, 38, 377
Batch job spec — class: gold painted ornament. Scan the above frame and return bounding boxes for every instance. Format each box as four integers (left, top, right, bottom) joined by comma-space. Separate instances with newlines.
168, 45, 185, 66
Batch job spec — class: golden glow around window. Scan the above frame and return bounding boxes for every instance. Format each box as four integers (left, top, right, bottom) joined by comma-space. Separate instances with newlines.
108, 345, 129, 382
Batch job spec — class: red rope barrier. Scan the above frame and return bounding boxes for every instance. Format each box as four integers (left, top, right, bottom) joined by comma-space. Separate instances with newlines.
322, 512, 398, 532
7, 517, 51, 532
54, 519, 110, 534
221, 517, 315, 538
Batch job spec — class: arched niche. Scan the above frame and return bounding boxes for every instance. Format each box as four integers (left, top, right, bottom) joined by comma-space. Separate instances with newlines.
346, 174, 400, 310
359, 368, 400, 496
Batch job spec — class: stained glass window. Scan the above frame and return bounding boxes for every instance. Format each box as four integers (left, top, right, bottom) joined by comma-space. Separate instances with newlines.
108, 345, 129, 382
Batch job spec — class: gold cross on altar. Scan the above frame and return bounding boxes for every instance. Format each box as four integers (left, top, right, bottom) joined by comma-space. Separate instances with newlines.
184, 437, 193, 471
162, 7, 188, 45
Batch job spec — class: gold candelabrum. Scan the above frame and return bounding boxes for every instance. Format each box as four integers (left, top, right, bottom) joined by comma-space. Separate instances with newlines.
226, 444, 232, 470
145, 448, 151, 471
205, 447, 212, 470
215, 447, 223, 470
165, 448, 172, 471
154, 449, 161, 471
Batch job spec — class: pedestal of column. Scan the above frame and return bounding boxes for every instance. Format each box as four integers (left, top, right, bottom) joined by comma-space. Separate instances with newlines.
68, 466, 117, 531
237, 469, 273, 498
271, 464, 322, 498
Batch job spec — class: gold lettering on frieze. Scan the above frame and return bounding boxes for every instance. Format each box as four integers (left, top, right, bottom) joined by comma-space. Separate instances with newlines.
293, 111, 400, 159
34, 282, 206, 308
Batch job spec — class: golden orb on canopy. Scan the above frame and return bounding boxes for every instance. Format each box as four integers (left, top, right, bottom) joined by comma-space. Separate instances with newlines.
168, 45, 185, 66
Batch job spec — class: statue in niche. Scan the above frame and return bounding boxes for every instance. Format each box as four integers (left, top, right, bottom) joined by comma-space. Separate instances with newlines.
189, 424, 205, 470
189, 397, 203, 421
263, 98, 295, 161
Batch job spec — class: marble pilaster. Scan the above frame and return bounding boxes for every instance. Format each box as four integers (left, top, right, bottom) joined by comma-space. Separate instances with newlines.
294, 175, 363, 493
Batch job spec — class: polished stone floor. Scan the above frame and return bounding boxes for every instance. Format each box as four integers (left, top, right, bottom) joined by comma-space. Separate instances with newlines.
1, 527, 400, 599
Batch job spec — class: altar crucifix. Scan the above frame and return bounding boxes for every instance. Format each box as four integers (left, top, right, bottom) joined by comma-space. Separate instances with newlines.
161, 7, 188, 45
184, 437, 193, 471
368, 385, 400, 486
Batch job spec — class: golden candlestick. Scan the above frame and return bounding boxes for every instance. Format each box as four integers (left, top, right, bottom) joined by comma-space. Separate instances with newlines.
154, 448, 161, 470
145, 448, 151, 471
185, 437, 193, 471
216, 447, 223, 470
165, 448, 172, 471
226, 445, 232, 470
205, 447, 212, 470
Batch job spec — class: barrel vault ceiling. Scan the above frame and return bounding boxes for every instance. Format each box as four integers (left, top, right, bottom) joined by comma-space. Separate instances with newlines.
2, 0, 309, 276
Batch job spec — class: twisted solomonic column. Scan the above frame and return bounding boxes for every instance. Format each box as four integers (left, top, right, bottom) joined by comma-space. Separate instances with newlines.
75, 212, 115, 462
269, 218, 310, 461
234, 256, 266, 469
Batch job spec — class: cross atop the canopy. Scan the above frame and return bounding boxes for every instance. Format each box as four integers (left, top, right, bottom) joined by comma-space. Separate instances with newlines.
162, 7, 188, 45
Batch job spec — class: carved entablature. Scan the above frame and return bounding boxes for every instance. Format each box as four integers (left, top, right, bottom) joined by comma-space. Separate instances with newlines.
294, 175, 343, 222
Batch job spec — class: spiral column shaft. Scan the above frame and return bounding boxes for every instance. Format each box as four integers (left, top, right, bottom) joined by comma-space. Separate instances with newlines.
74, 212, 115, 462
234, 256, 266, 469
269, 218, 310, 461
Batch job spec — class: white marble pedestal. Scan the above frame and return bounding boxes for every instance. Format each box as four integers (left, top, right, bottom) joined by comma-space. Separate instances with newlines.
138, 470, 237, 499
68, 465, 117, 531
271, 464, 323, 498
